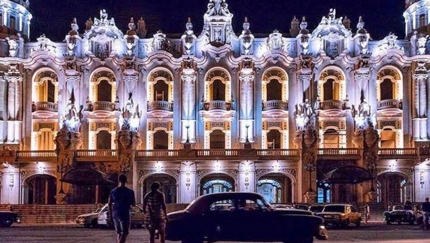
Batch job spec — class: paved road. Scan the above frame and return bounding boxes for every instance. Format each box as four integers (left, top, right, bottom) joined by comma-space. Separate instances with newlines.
1, 221, 430, 243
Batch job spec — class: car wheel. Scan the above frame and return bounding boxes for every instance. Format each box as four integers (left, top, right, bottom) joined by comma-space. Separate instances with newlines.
410, 220, 415, 225
0, 219, 13, 227
342, 219, 349, 228
356, 220, 361, 227
386, 220, 391, 225
397, 221, 401, 225
91, 219, 98, 228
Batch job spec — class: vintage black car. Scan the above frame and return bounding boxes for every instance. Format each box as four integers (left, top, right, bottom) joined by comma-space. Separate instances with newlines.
165, 192, 328, 243
383, 205, 416, 225
0, 211, 20, 227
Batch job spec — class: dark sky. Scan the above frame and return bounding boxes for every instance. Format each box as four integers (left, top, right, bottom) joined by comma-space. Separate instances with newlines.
29, 0, 405, 42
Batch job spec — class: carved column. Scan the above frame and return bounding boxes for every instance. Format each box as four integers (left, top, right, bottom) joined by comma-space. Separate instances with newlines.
413, 63, 428, 140
117, 129, 141, 173
239, 64, 254, 143
354, 68, 371, 100
181, 66, 196, 144
4, 65, 23, 144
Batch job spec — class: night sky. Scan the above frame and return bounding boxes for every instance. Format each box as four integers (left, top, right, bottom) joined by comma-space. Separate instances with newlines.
29, 0, 405, 42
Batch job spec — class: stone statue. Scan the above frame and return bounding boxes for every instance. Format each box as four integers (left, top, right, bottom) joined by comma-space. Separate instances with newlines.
137, 17, 147, 38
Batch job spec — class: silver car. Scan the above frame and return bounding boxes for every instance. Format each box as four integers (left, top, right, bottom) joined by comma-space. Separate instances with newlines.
97, 204, 145, 228
76, 205, 103, 228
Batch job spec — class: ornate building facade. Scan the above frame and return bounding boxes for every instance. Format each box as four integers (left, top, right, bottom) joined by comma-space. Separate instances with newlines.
1, 0, 430, 206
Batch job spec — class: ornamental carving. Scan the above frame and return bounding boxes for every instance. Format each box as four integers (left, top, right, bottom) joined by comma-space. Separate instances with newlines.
255, 168, 296, 179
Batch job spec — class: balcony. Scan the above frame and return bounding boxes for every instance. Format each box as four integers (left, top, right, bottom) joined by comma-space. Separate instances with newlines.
86, 101, 116, 112
319, 100, 345, 110
32, 101, 58, 112
147, 101, 173, 112
262, 100, 288, 111
202, 101, 233, 111
378, 148, 418, 159
317, 148, 361, 160
377, 99, 402, 110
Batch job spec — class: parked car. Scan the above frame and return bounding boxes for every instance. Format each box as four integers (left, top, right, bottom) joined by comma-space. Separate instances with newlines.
308, 205, 325, 214
383, 205, 416, 225
76, 205, 104, 228
316, 204, 361, 227
165, 192, 328, 243
0, 211, 20, 227
97, 204, 145, 228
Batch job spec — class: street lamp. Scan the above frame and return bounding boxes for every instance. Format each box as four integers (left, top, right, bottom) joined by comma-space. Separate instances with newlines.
305, 162, 316, 192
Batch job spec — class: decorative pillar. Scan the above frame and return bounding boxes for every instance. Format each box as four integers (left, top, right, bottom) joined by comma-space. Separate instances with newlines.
180, 161, 196, 203
413, 62, 428, 140
239, 59, 255, 144
180, 59, 197, 144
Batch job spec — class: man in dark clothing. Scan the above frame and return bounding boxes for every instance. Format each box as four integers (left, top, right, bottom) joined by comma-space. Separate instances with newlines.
422, 197, 430, 229
108, 174, 136, 243
404, 197, 413, 210
143, 182, 168, 243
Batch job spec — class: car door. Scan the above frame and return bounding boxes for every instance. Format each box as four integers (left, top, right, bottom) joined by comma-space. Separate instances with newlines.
203, 199, 237, 241
349, 206, 360, 223
233, 198, 274, 241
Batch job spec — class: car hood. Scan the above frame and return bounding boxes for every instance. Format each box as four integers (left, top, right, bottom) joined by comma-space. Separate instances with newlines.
77, 212, 99, 217
318, 212, 343, 215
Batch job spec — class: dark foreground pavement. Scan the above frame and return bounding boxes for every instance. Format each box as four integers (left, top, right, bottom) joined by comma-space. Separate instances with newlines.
1, 221, 430, 243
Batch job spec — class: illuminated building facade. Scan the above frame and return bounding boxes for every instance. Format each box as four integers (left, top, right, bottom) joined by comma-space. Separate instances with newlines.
1, 0, 430, 206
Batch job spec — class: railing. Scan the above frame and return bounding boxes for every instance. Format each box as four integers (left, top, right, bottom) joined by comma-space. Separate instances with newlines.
319, 100, 345, 110
203, 101, 233, 111
378, 148, 417, 155
33, 101, 58, 112
16, 150, 57, 158
75, 150, 117, 157
262, 100, 288, 111
256, 149, 300, 156
136, 150, 180, 157
147, 101, 173, 111
86, 101, 116, 112
318, 148, 360, 155
377, 99, 402, 110
195, 149, 241, 156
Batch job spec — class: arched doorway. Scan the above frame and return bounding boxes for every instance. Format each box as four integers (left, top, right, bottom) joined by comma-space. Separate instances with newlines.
200, 174, 234, 195
377, 172, 410, 204
257, 173, 292, 203
24, 174, 57, 204
142, 174, 177, 203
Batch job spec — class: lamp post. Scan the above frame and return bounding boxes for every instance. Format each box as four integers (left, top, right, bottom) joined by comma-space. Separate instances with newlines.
305, 162, 316, 192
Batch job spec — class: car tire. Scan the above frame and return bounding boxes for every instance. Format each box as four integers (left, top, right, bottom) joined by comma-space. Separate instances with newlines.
0, 219, 13, 227
386, 220, 391, 225
356, 220, 361, 227
91, 219, 98, 228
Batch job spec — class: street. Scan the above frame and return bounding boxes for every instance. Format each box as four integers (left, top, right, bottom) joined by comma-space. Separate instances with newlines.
1, 221, 430, 243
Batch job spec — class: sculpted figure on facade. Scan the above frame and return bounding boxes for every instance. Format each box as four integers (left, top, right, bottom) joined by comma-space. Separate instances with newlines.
153, 30, 170, 51
267, 30, 283, 51
85, 18, 93, 31
181, 18, 197, 55
7, 37, 18, 57
289, 16, 300, 37
137, 17, 147, 38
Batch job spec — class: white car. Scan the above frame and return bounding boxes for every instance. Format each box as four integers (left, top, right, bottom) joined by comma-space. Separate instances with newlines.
76, 206, 103, 228
97, 204, 145, 228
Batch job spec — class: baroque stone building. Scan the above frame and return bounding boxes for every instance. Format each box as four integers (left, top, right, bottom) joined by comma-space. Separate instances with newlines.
0, 0, 430, 206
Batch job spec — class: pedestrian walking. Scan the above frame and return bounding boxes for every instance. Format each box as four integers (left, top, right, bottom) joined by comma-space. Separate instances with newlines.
108, 174, 136, 243
143, 182, 168, 243
364, 203, 370, 224
422, 197, 430, 229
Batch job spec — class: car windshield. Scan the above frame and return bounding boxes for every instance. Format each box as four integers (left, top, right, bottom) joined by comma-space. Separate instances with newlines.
323, 205, 345, 212
310, 206, 324, 212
